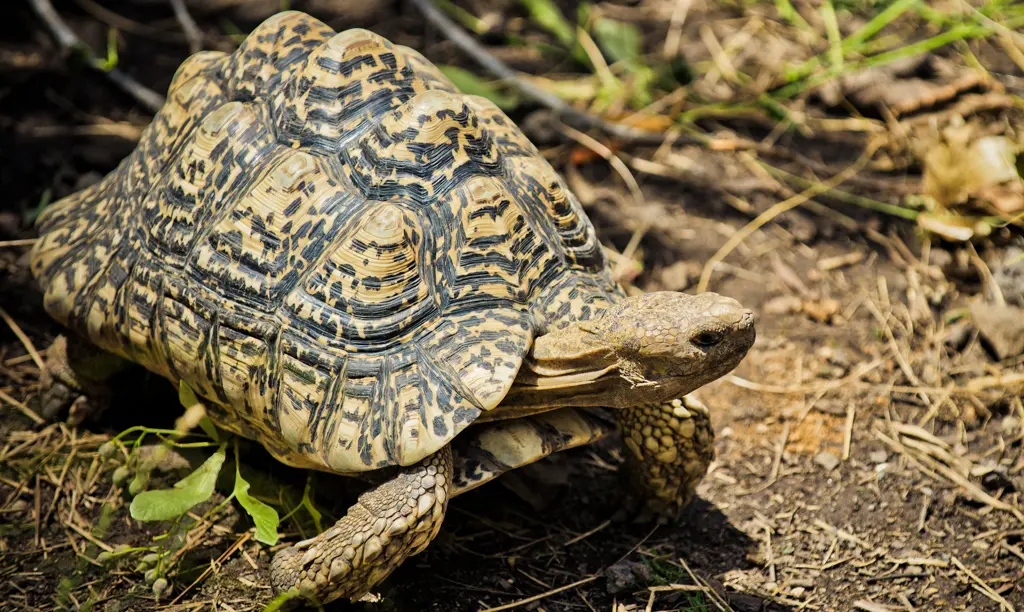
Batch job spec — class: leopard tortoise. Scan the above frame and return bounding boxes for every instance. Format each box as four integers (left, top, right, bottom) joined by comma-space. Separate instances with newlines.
29, 10, 755, 604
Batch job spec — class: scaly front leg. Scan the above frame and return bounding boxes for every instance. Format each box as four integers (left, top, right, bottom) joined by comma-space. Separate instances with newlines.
616, 396, 714, 521
270, 446, 453, 604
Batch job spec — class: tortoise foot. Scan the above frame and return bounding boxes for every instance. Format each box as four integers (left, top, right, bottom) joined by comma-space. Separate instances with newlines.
270, 446, 453, 604
616, 396, 715, 523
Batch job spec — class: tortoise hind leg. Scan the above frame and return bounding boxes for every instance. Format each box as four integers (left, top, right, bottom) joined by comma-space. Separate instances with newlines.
39, 335, 128, 425
270, 445, 453, 604
616, 396, 715, 522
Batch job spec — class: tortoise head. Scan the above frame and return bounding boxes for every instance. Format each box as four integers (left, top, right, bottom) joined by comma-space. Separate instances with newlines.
507, 292, 755, 410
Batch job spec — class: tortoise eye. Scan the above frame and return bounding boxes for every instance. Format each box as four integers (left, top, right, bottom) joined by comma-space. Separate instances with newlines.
693, 331, 724, 347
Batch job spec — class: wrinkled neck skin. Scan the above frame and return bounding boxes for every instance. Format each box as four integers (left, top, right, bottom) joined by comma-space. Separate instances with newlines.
494, 291, 755, 418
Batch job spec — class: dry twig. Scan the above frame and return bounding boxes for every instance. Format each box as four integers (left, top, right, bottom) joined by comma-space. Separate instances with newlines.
168, 0, 202, 53
28, 0, 164, 113
408, 0, 677, 145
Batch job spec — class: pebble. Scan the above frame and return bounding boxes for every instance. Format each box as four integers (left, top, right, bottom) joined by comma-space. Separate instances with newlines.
869, 450, 889, 464
603, 559, 651, 595
814, 451, 841, 472
970, 301, 1024, 359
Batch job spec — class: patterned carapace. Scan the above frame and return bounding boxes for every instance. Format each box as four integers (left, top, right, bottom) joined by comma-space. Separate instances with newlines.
30, 11, 623, 474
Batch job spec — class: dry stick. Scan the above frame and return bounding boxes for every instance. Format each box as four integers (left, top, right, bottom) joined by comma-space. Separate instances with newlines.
407, 0, 673, 146
0, 239, 37, 248
558, 124, 648, 280
696, 144, 877, 293
0, 306, 47, 372
168, 531, 252, 606
674, 556, 730, 611
168, 0, 202, 54
563, 519, 610, 546
737, 421, 789, 495
28, 0, 165, 113
478, 576, 598, 612
950, 556, 1016, 612
0, 389, 46, 425
842, 403, 855, 461
662, 0, 693, 59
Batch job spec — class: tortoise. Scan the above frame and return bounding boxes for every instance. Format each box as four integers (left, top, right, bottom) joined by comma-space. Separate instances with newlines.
29, 11, 755, 604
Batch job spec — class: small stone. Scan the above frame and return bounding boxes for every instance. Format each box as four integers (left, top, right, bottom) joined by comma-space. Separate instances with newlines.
971, 301, 1024, 360
906, 566, 924, 575
803, 298, 841, 324
657, 260, 698, 291
764, 295, 802, 315
814, 451, 841, 472
869, 450, 889, 464
603, 559, 651, 595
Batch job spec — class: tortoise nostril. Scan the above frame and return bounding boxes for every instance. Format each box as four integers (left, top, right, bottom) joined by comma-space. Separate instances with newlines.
709, 300, 746, 324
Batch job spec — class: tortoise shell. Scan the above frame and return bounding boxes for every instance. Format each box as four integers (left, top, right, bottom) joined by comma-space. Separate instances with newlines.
30, 11, 624, 474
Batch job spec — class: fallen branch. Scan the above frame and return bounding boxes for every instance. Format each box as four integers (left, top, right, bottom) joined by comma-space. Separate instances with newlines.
169, 0, 202, 54
28, 0, 165, 113
407, 0, 675, 145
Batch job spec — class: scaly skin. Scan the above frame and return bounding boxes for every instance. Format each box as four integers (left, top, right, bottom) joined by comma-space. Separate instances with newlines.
269, 446, 453, 604
617, 396, 715, 520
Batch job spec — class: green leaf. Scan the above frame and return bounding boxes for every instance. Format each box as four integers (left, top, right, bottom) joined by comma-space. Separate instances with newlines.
437, 66, 520, 111
261, 589, 301, 612
520, 0, 577, 49
130, 444, 226, 521
178, 380, 200, 409
233, 461, 280, 546
301, 476, 323, 533
592, 18, 643, 63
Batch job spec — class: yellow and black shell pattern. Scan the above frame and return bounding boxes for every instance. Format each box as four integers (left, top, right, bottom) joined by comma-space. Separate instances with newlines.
29, 11, 622, 474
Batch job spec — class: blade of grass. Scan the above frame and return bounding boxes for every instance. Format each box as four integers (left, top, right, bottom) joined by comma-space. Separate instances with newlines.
772, 21, 993, 99
434, 0, 492, 35
774, 0, 815, 33
821, 0, 844, 72
760, 162, 921, 221
845, 0, 920, 49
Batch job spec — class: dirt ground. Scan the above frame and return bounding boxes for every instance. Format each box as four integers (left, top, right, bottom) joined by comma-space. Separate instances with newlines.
2, 0, 1023, 611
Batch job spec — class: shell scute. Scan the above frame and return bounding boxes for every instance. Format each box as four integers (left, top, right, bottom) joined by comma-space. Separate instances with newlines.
286, 203, 436, 346
272, 29, 441, 154
341, 90, 501, 206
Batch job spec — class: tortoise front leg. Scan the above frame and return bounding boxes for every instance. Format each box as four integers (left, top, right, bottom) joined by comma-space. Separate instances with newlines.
616, 396, 715, 521
270, 445, 453, 604
39, 334, 128, 424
